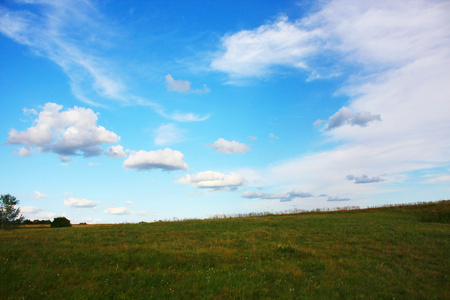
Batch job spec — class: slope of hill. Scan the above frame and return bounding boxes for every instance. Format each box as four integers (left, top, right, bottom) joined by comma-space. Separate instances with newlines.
1, 201, 449, 299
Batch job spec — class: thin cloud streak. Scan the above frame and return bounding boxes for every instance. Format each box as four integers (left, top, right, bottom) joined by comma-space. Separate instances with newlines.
0, 0, 209, 121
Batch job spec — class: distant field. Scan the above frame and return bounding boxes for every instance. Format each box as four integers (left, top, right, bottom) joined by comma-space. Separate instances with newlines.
1, 201, 449, 299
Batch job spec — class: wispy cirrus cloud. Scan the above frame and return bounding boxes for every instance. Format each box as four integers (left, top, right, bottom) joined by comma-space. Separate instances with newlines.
422, 175, 450, 184
154, 124, 185, 146
223, 0, 450, 205
210, 15, 321, 79
0, 0, 124, 105
0, 0, 208, 121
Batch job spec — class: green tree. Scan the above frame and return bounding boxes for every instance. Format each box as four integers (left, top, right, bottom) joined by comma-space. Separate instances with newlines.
0, 194, 24, 229
51, 217, 71, 228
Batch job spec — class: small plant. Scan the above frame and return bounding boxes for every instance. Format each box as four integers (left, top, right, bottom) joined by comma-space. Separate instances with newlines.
276, 241, 297, 254
51, 217, 72, 228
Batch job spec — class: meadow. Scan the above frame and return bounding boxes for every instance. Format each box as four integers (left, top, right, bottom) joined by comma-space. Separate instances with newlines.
1, 201, 449, 299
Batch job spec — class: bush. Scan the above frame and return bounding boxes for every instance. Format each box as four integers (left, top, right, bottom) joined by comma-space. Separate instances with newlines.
51, 217, 72, 228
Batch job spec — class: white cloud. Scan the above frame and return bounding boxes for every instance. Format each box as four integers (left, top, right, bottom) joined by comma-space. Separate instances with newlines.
64, 197, 100, 208
0, 2, 209, 122
178, 171, 246, 190
104, 207, 147, 215
106, 145, 127, 158
164, 111, 210, 122
14, 147, 32, 157
125, 201, 133, 205
104, 207, 129, 215
33, 191, 50, 199
209, 138, 250, 154
34, 212, 66, 220
0, 0, 125, 105
211, 16, 321, 79
21, 206, 43, 214
242, 189, 313, 202
166, 74, 190, 93
306, 0, 449, 68
88, 162, 100, 166
154, 124, 185, 146
166, 74, 210, 94
422, 175, 450, 184
234, 0, 450, 204
7, 103, 119, 159
77, 217, 104, 224
211, 0, 450, 83
123, 148, 189, 171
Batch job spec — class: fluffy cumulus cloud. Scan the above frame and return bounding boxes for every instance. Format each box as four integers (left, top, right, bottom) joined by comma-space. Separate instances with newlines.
346, 174, 385, 184
7, 103, 119, 160
211, 16, 321, 78
104, 207, 147, 215
209, 138, 250, 154
323, 107, 381, 131
178, 171, 245, 190
154, 124, 185, 146
242, 189, 313, 202
166, 75, 210, 94
123, 148, 189, 171
106, 145, 127, 158
64, 197, 100, 208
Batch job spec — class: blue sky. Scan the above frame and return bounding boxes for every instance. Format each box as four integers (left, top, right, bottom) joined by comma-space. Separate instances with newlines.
1, 0, 449, 224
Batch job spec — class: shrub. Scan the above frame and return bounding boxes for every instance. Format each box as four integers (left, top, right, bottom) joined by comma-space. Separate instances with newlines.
51, 217, 72, 228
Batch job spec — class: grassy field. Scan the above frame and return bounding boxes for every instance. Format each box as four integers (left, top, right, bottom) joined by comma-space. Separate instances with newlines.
1, 201, 449, 299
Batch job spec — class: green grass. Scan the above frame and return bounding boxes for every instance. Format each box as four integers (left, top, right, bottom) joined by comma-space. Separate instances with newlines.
1, 201, 449, 299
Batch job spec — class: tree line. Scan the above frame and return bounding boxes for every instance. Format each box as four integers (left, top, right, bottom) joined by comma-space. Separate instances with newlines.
1, 194, 71, 229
